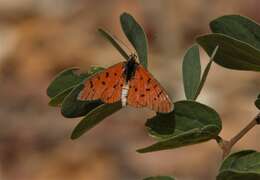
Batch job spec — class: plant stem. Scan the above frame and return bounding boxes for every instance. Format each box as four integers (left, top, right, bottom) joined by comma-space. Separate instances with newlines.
217, 113, 260, 159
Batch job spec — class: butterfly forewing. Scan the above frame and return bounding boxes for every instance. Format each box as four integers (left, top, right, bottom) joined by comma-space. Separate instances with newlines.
127, 65, 173, 113
78, 62, 125, 103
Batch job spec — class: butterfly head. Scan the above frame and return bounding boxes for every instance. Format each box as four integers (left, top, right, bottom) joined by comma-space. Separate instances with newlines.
128, 54, 138, 63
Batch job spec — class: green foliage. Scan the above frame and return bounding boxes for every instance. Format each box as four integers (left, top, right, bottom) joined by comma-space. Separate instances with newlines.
71, 102, 122, 139
61, 84, 103, 118
47, 67, 104, 107
217, 150, 260, 180
197, 34, 260, 71
137, 101, 222, 153
182, 45, 201, 100
210, 15, 260, 50
120, 12, 148, 68
48, 87, 75, 107
47, 68, 84, 98
193, 45, 218, 100
47, 12, 260, 180
143, 176, 175, 180
198, 15, 260, 71
98, 28, 129, 61
145, 113, 175, 140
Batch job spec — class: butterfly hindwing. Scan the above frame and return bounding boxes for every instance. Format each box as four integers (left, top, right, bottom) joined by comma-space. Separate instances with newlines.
78, 62, 125, 103
127, 65, 173, 113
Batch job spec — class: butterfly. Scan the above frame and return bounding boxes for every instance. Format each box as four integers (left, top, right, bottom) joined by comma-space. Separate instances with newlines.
78, 54, 173, 113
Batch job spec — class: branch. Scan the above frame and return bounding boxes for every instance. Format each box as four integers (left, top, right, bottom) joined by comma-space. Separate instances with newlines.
216, 113, 260, 159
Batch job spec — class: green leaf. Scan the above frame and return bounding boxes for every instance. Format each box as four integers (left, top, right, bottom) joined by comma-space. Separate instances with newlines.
197, 33, 260, 71
143, 176, 175, 180
137, 101, 222, 153
47, 66, 104, 107
98, 28, 129, 61
47, 68, 84, 98
47, 66, 105, 98
71, 102, 122, 139
194, 45, 219, 100
182, 45, 201, 100
120, 12, 148, 68
61, 84, 103, 118
210, 15, 260, 50
255, 94, 260, 110
145, 113, 175, 140
217, 150, 260, 180
48, 86, 75, 107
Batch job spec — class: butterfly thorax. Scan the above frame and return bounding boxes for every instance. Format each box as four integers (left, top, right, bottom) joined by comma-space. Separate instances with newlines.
124, 55, 138, 82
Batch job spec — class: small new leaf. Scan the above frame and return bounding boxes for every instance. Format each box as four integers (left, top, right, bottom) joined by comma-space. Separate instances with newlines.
193, 45, 219, 100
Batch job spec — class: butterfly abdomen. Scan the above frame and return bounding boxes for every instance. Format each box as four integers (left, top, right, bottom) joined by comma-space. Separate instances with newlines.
121, 83, 129, 106
121, 55, 138, 106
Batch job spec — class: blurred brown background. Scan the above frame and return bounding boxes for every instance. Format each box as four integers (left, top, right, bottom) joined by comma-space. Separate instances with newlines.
0, 0, 259, 180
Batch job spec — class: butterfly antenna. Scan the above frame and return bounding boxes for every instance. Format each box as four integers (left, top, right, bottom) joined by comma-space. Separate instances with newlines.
107, 30, 133, 55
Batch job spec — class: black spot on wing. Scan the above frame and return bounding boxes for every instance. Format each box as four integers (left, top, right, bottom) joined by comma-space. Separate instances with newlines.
157, 91, 163, 97
90, 80, 94, 88
105, 72, 109, 77
102, 81, 106, 85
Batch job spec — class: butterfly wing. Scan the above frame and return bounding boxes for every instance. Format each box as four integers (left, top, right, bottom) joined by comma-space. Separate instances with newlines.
78, 62, 125, 103
127, 65, 173, 113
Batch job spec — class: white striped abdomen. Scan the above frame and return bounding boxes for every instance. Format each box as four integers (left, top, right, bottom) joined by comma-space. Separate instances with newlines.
121, 83, 129, 106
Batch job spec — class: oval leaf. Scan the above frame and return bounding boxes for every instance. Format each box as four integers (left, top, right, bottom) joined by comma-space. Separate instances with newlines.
47, 66, 104, 97
210, 15, 260, 50
98, 28, 129, 61
143, 176, 175, 180
197, 33, 260, 71
48, 87, 75, 107
47, 68, 83, 98
217, 150, 260, 180
71, 102, 122, 139
137, 101, 222, 153
120, 12, 148, 68
145, 112, 175, 140
61, 84, 103, 118
182, 44, 201, 100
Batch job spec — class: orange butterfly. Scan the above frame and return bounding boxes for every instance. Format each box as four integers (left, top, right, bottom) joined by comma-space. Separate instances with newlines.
78, 54, 173, 113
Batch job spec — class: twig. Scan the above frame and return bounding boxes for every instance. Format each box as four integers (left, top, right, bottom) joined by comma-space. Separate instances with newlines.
216, 113, 260, 159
